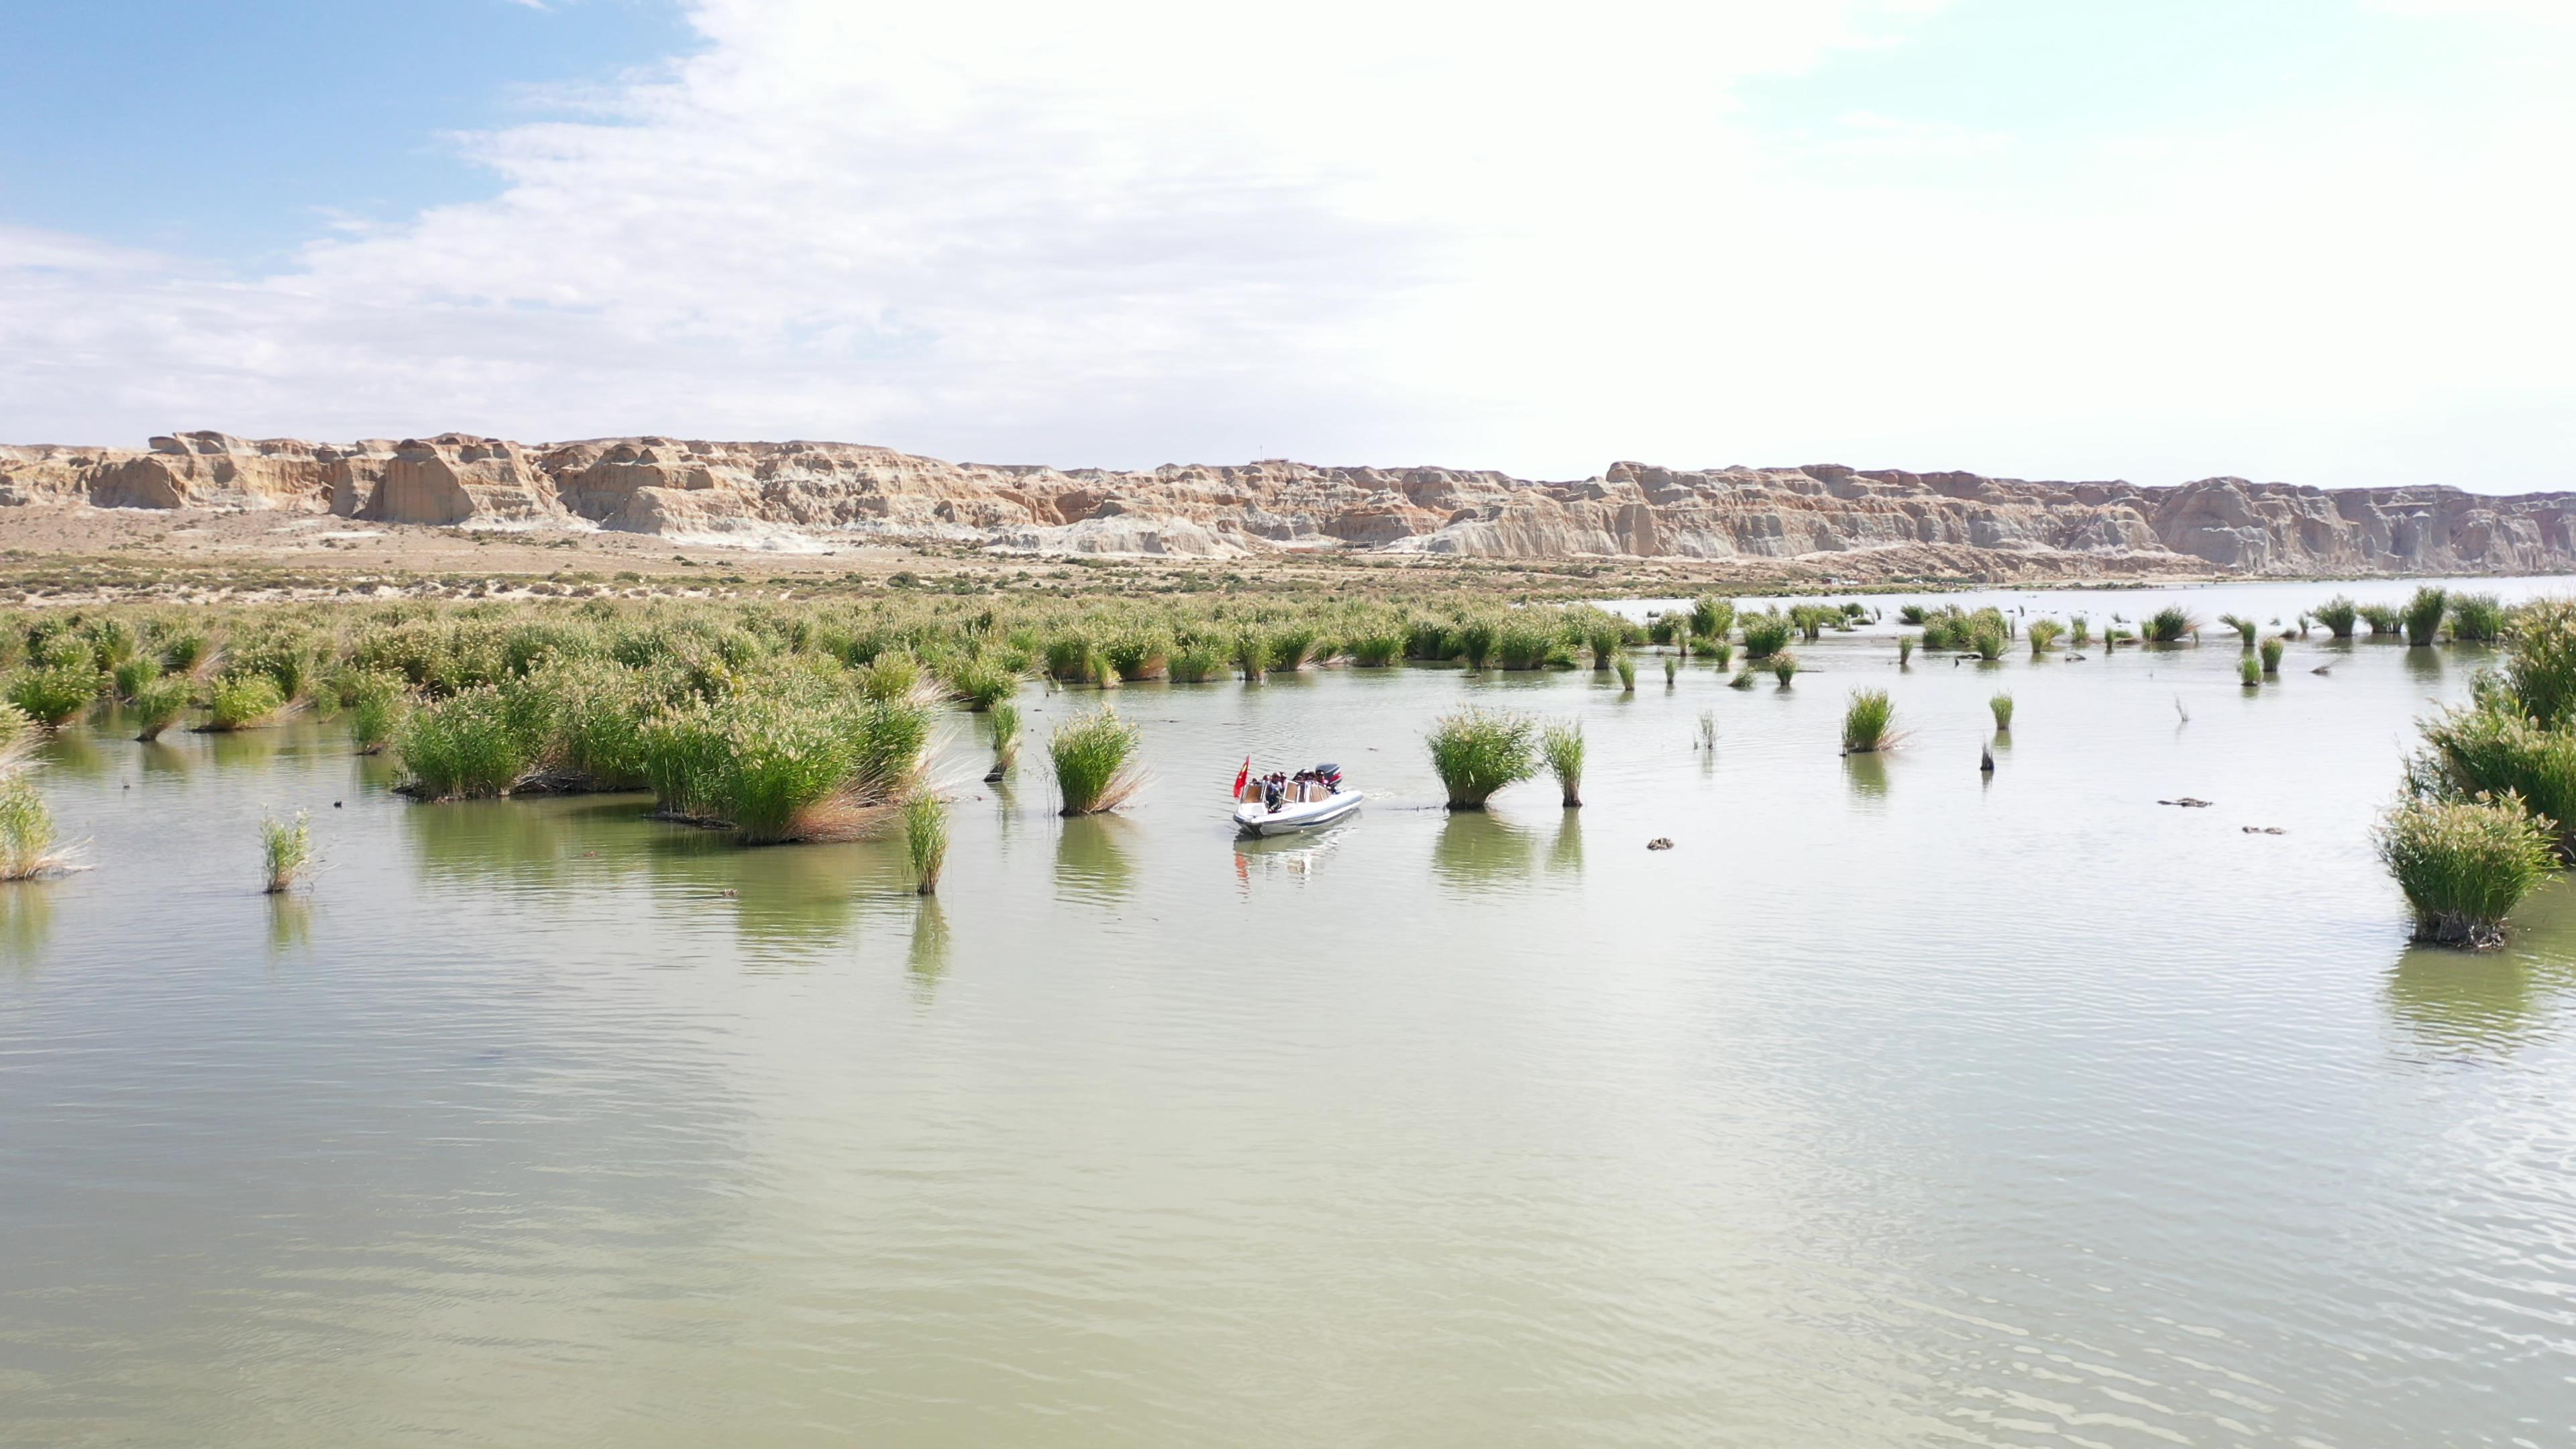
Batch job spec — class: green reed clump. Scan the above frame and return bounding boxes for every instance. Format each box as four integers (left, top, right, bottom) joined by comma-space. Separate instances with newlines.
1770, 651, 1800, 686
2239, 655, 2263, 687
1493, 615, 1565, 671
1729, 666, 1758, 690
1898, 635, 1916, 665
2259, 637, 2285, 674
1968, 619, 2008, 661
2449, 593, 2506, 645
2218, 613, 2257, 647
1989, 692, 2014, 732
1700, 638, 1733, 668
131, 675, 193, 742
710, 699, 861, 843
2409, 704, 2576, 857
111, 655, 160, 703
205, 672, 288, 731
1788, 604, 1836, 643
1842, 688, 1897, 753
7, 665, 101, 729
0, 703, 32, 755
2403, 586, 2449, 646
342, 672, 408, 755
2070, 614, 2091, 647
1453, 618, 1497, 671
639, 706, 728, 818
0, 774, 66, 881
230, 633, 319, 702
1269, 626, 1322, 672
261, 810, 313, 894
1044, 635, 1102, 685
1167, 637, 1231, 682
2377, 795, 2555, 949
2313, 596, 2359, 639
1232, 628, 1269, 682
2026, 619, 2063, 656
1614, 653, 1636, 692
985, 700, 1022, 782
2360, 602, 2404, 636
1348, 630, 1406, 668
398, 686, 535, 798
1741, 613, 1792, 659
2143, 606, 2195, 645
1051, 705, 1144, 815
1542, 720, 1585, 807
1103, 628, 1171, 682
1425, 707, 1537, 810
941, 651, 1019, 710
857, 651, 924, 704
1690, 596, 1735, 643
2492, 598, 2576, 729
906, 794, 949, 894
1663, 654, 1678, 686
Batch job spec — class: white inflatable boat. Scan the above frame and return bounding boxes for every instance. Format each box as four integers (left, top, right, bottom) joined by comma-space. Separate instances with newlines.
1233, 761, 1363, 838
1234, 788, 1364, 839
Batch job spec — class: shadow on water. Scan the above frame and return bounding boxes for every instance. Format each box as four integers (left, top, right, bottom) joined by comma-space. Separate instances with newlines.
1548, 810, 1583, 875
402, 794, 661, 885
203, 725, 289, 771
907, 898, 949, 1003
0, 882, 54, 973
36, 730, 109, 780
136, 741, 193, 780
2386, 885, 2576, 1057
1053, 814, 1137, 904
2403, 647, 2445, 686
1431, 810, 1535, 894
1843, 753, 1890, 800
266, 896, 312, 957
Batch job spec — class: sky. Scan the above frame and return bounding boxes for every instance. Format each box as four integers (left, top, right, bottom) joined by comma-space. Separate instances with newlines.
1, 0, 2571, 490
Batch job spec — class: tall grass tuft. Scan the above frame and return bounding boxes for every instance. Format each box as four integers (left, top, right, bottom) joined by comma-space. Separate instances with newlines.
2143, 606, 2195, 644
111, 655, 160, 703
2376, 795, 2555, 949
1697, 709, 1717, 750
2239, 655, 2263, 687
132, 675, 192, 741
1841, 688, 1898, 753
262, 810, 313, 894
1541, 720, 1585, 806
2408, 704, 2576, 857
2259, 637, 2285, 674
1701, 638, 1733, 669
2070, 614, 2091, 647
985, 700, 1022, 781
2314, 596, 2359, 638
2403, 586, 2449, 646
1729, 666, 1758, 690
398, 686, 535, 798
1424, 707, 1538, 810
1689, 595, 1735, 642
1348, 631, 1405, 668
905, 794, 949, 894
1898, 635, 1916, 665
2026, 620, 2063, 656
1662, 654, 1678, 686
1989, 693, 2014, 732
2360, 602, 2404, 637
1051, 705, 1144, 815
0, 774, 66, 881
942, 653, 1019, 710
205, 672, 288, 731
1770, 651, 1800, 687
7, 666, 100, 729
1614, 653, 1636, 692
2218, 613, 2257, 647
2493, 598, 2576, 728
1741, 613, 1792, 659
2449, 593, 2506, 645
1232, 628, 1269, 682
1167, 637, 1230, 683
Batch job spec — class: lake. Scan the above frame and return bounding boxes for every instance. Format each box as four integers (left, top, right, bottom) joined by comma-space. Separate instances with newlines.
4, 576, 2573, 1446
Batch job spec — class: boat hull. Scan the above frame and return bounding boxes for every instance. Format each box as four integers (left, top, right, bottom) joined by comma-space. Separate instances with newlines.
1234, 790, 1363, 838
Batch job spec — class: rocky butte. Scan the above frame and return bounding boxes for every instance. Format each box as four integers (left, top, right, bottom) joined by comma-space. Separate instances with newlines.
5, 430, 2574, 578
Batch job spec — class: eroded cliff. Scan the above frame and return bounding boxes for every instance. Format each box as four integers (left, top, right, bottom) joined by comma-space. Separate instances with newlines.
5, 430, 2571, 577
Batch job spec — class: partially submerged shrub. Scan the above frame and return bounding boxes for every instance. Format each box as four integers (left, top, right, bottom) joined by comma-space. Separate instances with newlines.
1740, 613, 1792, 659
1897, 635, 1916, 665
2376, 795, 2555, 949
2403, 586, 2449, 647
2259, 637, 2285, 674
1051, 705, 1144, 815
262, 810, 313, 894
1542, 720, 1585, 807
2493, 598, 2576, 728
2143, 606, 2194, 645
2449, 593, 2506, 645
131, 675, 192, 742
2239, 655, 2263, 687
1425, 707, 1537, 810
1347, 631, 1405, 668
1689, 595, 1735, 642
2410, 704, 2576, 856
985, 700, 1022, 781
204, 672, 288, 732
1770, 651, 1800, 686
1988, 692, 2014, 732
0, 774, 66, 881
7, 665, 101, 729
1843, 688, 1898, 753
906, 794, 949, 894
2360, 602, 2404, 637
1614, 653, 1636, 692
398, 686, 535, 798
111, 655, 160, 703
1167, 638, 1230, 683
2025, 619, 2063, 656
2218, 613, 2258, 647
942, 652, 1019, 711
2313, 596, 2359, 639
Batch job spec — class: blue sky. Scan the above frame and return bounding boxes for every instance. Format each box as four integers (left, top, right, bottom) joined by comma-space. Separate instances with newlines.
1, 0, 2570, 490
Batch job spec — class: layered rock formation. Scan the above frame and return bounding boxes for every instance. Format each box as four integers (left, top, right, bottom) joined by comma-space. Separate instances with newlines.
5, 430, 2573, 577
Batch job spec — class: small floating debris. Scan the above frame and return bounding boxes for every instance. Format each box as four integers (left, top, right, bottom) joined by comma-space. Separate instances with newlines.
1646, 837, 1674, 851
2159, 797, 2215, 808
2310, 664, 2333, 676
2241, 826, 2286, 835
1979, 745, 1995, 773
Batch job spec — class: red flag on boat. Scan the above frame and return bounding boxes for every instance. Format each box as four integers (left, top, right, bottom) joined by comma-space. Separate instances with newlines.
1232, 757, 1250, 798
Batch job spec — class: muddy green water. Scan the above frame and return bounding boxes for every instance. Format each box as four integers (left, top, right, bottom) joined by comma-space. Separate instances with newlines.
5, 579, 2576, 1447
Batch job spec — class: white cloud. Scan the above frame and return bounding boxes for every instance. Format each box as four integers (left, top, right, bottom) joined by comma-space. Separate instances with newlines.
3, 0, 2573, 492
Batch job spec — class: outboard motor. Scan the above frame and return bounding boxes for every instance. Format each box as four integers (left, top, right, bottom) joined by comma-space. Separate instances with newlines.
1313, 763, 1342, 794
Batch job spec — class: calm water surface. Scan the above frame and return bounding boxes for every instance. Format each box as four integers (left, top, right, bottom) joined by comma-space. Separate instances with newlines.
5, 578, 2575, 1446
